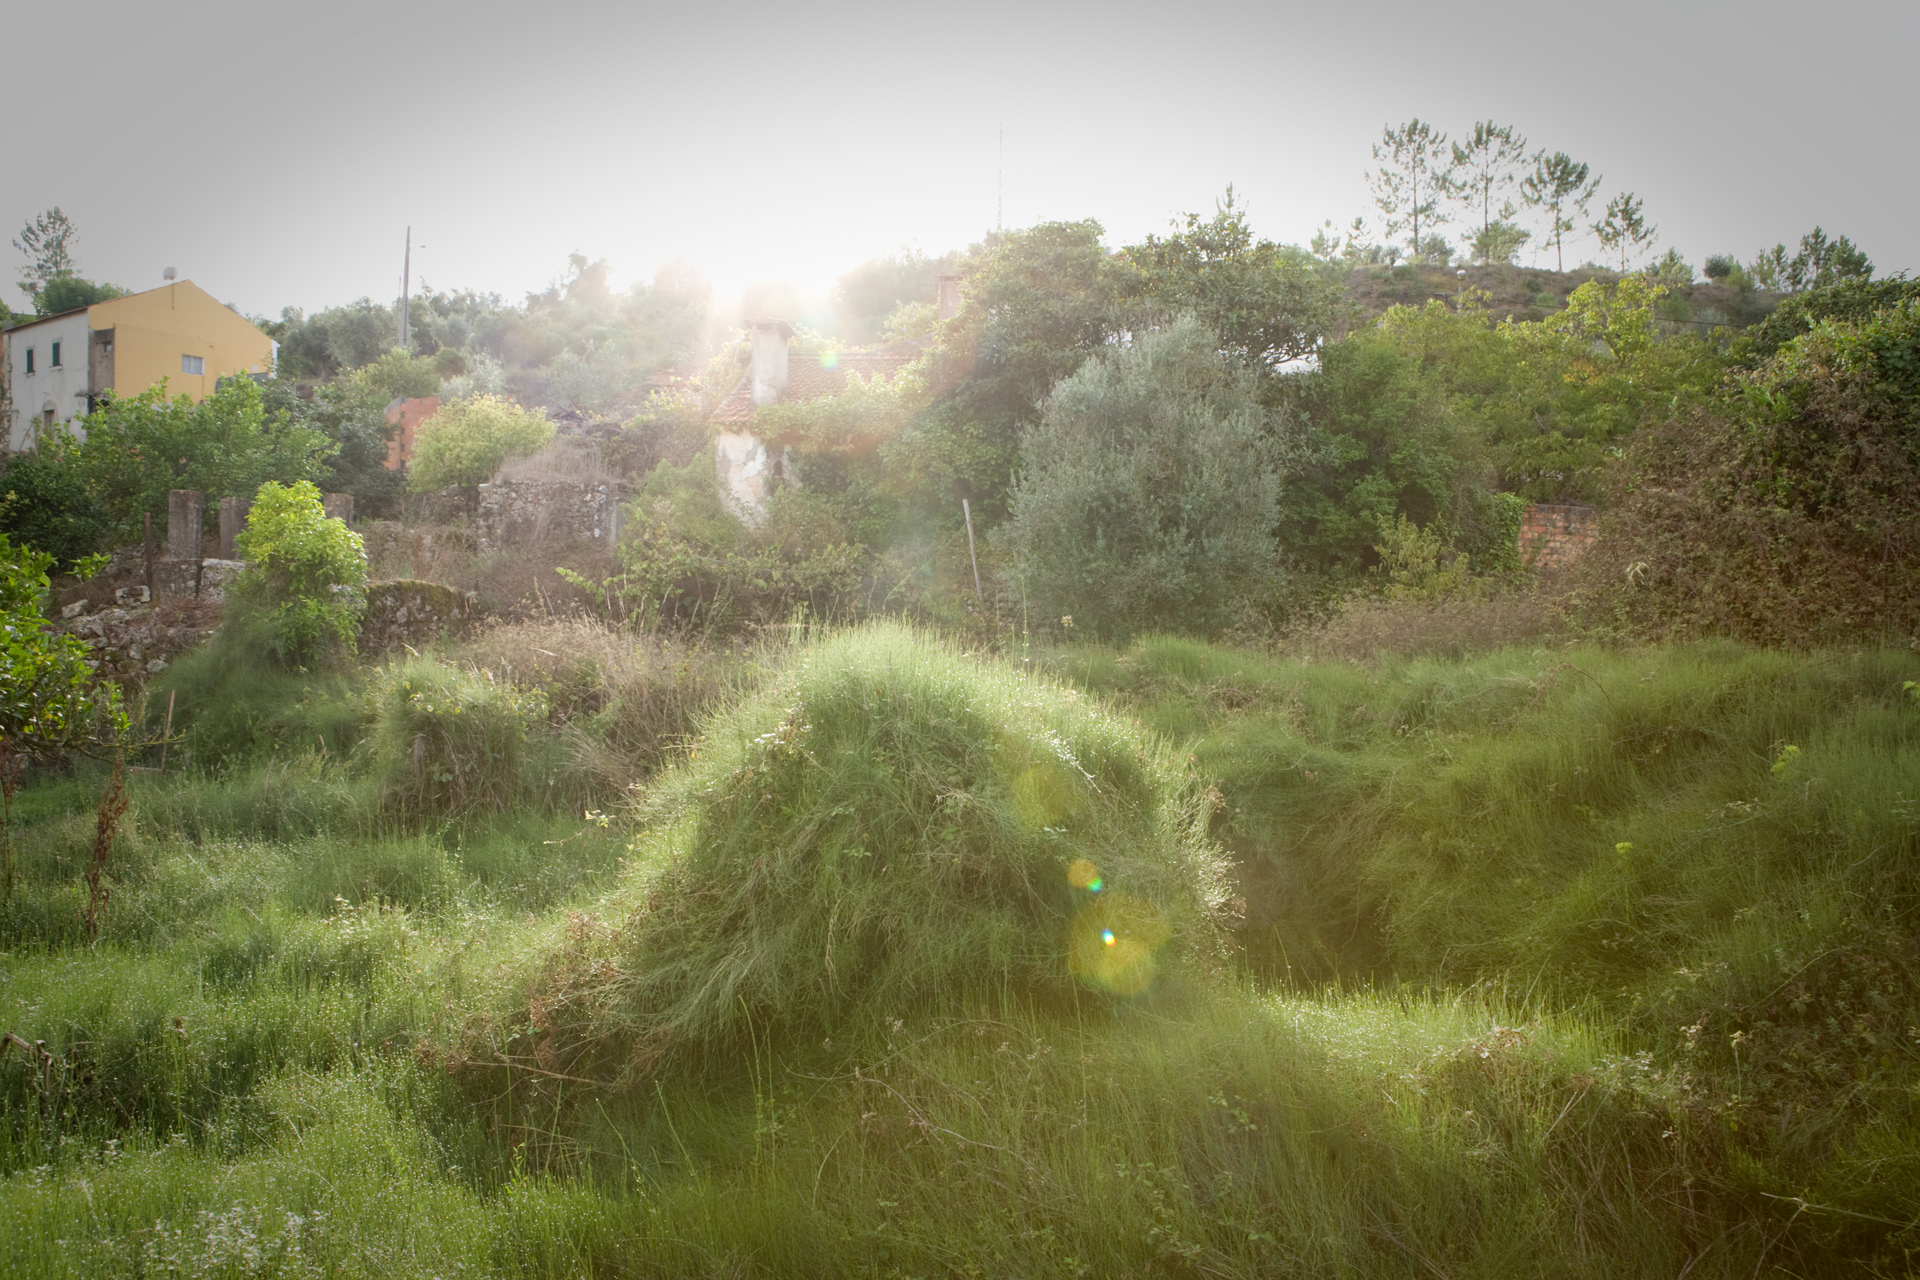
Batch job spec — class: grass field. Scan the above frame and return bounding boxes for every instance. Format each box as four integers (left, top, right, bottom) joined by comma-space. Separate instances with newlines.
3, 624, 1916, 1277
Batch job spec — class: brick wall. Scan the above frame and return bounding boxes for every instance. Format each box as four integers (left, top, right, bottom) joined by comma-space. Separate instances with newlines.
1518, 503, 1598, 570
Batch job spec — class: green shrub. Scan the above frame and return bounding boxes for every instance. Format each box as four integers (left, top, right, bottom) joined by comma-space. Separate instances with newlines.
406, 394, 553, 492
465, 624, 1230, 1098
368, 658, 551, 821
1000, 317, 1282, 640
1, 533, 125, 764
62, 377, 334, 546
615, 452, 871, 634
1577, 299, 1920, 645
0, 445, 111, 570
232, 481, 368, 666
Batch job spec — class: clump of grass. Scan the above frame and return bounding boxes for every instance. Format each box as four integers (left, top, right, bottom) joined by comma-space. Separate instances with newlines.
366, 658, 557, 822
1291, 579, 1570, 662
446, 614, 747, 795
461, 624, 1231, 1099
148, 623, 368, 770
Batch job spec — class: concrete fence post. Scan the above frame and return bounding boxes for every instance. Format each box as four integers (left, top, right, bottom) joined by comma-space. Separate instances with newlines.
218, 497, 252, 560
167, 490, 204, 561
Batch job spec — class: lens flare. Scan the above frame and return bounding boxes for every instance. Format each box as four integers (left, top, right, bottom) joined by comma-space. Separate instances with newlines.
1069, 892, 1172, 997
1010, 754, 1085, 830
1067, 857, 1098, 890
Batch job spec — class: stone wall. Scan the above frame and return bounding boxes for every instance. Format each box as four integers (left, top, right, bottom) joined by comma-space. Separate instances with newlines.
471, 479, 624, 555
1519, 503, 1599, 570
359, 579, 476, 652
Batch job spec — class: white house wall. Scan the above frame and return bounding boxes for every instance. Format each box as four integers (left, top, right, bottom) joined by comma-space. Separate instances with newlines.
4, 313, 93, 451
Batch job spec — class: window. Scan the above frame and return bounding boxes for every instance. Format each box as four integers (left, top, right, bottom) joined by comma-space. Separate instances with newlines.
182, 354, 205, 376
24, 346, 33, 374
50, 340, 62, 367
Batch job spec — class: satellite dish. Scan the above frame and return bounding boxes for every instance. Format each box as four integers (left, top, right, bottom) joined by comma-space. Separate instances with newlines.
163, 267, 177, 281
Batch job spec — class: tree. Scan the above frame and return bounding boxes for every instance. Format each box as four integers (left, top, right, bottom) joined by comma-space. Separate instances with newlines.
13, 208, 78, 307
258, 369, 407, 520
999, 317, 1282, 640
1278, 305, 1485, 577
271, 298, 400, 379
1593, 192, 1658, 272
0, 444, 111, 569
231, 481, 368, 666
1578, 298, 1920, 645
887, 221, 1134, 523
357, 348, 440, 401
544, 339, 627, 418
66, 376, 336, 544
35, 275, 126, 315
833, 248, 958, 343
1748, 244, 1792, 292
1449, 121, 1531, 237
1368, 120, 1454, 264
407, 394, 554, 492
1127, 188, 1346, 376
1741, 276, 1920, 363
1748, 229, 1872, 294
1521, 152, 1601, 271
1472, 222, 1530, 266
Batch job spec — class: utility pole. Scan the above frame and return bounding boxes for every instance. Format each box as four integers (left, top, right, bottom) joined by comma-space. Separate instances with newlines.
397, 225, 412, 350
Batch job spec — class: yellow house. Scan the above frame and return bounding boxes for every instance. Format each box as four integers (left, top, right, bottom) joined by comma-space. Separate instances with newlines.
4, 279, 278, 451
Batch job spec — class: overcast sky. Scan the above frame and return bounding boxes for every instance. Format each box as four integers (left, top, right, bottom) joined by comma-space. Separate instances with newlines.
6, 0, 1911, 320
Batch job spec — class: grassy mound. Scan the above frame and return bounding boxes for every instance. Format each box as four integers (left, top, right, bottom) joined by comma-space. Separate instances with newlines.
467, 624, 1230, 1091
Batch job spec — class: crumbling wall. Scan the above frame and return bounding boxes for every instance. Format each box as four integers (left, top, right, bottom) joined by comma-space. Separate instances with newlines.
471, 479, 623, 554
1519, 503, 1599, 570
359, 579, 475, 652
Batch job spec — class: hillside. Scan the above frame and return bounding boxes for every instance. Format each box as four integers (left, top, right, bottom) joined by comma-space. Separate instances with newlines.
1343, 261, 1783, 329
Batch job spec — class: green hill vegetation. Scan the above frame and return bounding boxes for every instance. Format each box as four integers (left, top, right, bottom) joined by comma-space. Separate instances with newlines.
4, 123, 1919, 1278
2, 623, 1917, 1277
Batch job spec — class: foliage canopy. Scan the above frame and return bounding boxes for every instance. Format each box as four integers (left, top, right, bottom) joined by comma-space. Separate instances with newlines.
407, 395, 554, 492
232, 480, 369, 665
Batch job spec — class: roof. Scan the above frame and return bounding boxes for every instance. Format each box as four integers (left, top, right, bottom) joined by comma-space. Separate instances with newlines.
2, 278, 216, 333
2, 305, 91, 332
710, 338, 927, 426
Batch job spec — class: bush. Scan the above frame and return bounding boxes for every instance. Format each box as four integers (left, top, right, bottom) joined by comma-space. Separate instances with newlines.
146, 628, 367, 768
1000, 317, 1282, 640
1, 534, 124, 763
368, 657, 551, 821
407, 394, 553, 492
1577, 299, 1920, 645
462, 624, 1230, 1096
615, 452, 871, 635
232, 481, 369, 666
444, 615, 742, 795
0, 445, 110, 570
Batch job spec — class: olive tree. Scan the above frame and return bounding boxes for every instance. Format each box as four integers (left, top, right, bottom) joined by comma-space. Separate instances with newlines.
999, 317, 1282, 640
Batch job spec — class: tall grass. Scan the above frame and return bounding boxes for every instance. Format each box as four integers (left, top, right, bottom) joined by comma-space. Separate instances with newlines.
3, 628, 1915, 1275
456, 623, 1231, 1111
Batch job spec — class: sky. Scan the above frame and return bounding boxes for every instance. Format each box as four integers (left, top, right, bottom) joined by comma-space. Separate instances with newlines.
6, 0, 1912, 321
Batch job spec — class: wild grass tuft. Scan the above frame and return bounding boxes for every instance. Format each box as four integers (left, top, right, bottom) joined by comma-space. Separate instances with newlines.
461, 623, 1233, 1102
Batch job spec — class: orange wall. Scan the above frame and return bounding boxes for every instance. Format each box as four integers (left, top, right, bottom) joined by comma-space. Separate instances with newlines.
89, 280, 276, 402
